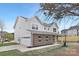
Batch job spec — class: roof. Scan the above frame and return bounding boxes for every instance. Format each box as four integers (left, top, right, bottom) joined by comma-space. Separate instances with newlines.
14, 16, 28, 29
61, 25, 79, 32
0, 31, 7, 35
20, 16, 28, 20
27, 29, 59, 35
69, 25, 79, 30
34, 16, 58, 27
14, 16, 58, 29
61, 29, 68, 32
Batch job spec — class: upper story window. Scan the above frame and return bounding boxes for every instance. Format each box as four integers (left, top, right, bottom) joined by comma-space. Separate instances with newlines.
32, 25, 35, 29
48, 28, 49, 30
44, 27, 50, 30
53, 28, 56, 32
36, 25, 38, 30
32, 24, 38, 30
44, 27, 46, 30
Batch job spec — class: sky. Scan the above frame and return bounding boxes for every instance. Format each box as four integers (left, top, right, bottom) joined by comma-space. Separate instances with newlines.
0, 3, 40, 33
0, 3, 79, 33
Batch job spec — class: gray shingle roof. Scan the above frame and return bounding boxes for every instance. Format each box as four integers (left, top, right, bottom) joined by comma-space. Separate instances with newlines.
61, 25, 79, 32
21, 16, 58, 27
69, 25, 79, 30
14, 16, 58, 29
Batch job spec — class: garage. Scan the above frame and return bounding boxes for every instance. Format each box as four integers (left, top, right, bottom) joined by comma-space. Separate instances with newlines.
33, 34, 56, 47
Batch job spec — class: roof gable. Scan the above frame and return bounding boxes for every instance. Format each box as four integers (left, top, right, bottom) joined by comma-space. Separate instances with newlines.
14, 16, 59, 29
14, 16, 28, 29
32, 16, 58, 27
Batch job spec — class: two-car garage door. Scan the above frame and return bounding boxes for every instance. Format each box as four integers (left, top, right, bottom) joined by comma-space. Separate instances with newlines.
33, 34, 55, 47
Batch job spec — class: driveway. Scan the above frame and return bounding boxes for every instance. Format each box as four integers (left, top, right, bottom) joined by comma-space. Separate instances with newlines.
0, 43, 60, 52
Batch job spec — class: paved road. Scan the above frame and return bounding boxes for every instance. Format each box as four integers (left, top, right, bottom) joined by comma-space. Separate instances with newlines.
0, 43, 60, 52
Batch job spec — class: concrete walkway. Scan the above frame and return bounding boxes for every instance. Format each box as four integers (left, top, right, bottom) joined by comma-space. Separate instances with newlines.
0, 45, 17, 52
0, 43, 60, 52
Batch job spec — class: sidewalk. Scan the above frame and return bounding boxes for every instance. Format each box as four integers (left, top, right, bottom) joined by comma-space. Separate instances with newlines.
0, 45, 17, 52
0, 43, 60, 52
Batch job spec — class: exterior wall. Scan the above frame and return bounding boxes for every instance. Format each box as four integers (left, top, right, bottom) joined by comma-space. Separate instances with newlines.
67, 29, 77, 36
61, 30, 68, 35
30, 17, 58, 34
20, 37, 32, 47
14, 17, 32, 47
61, 29, 79, 36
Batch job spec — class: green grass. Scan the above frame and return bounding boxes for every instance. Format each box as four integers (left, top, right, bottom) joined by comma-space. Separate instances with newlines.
0, 44, 64, 56
0, 43, 78, 56
0, 42, 18, 47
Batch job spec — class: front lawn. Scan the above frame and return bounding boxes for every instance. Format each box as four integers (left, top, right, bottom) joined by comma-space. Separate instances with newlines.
0, 42, 18, 47
0, 44, 62, 56
0, 43, 79, 56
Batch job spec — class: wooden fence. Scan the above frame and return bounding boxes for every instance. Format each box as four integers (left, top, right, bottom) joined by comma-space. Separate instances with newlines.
58, 36, 79, 42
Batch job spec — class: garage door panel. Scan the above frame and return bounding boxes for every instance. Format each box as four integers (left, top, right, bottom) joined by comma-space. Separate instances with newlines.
33, 34, 55, 46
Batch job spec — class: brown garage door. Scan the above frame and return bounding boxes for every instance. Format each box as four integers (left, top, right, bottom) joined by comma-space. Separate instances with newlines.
33, 34, 55, 47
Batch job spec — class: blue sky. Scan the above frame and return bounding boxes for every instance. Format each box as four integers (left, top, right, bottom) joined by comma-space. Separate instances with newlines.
0, 3, 40, 33
0, 3, 79, 33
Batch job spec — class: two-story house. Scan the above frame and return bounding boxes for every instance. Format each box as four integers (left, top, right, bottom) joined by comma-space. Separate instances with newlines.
61, 25, 79, 36
14, 16, 59, 47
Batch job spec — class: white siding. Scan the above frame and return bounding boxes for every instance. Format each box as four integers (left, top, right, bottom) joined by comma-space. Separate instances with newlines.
67, 29, 77, 36
30, 17, 58, 34
20, 38, 32, 46
14, 16, 32, 47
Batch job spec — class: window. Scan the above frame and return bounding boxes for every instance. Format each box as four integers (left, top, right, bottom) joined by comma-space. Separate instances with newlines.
44, 27, 49, 30
38, 36, 42, 38
48, 28, 49, 30
32, 24, 38, 30
36, 25, 38, 30
32, 25, 35, 29
46, 36, 48, 38
53, 28, 56, 32
44, 27, 46, 30
46, 39, 48, 41
38, 40, 41, 42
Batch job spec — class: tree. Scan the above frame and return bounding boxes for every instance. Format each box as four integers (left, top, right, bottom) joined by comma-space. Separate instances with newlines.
40, 3, 79, 20
0, 20, 5, 45
39, 3, 79, 47
4, 33, 14, 41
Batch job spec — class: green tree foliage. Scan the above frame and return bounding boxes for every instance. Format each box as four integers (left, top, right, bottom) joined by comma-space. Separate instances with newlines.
4, 33, 14, 41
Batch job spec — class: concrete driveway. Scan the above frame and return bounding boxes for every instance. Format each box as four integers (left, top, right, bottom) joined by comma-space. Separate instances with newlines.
0, 43, 60, 52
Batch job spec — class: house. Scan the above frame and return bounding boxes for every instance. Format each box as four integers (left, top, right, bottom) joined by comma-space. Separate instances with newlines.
61, 24, 79, 36
14, 16, 59, 47
61, 29, 68, 35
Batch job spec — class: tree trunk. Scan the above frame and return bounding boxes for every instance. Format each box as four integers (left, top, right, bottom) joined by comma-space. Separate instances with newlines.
77, 29, 79, 42
63, 35, 67, 47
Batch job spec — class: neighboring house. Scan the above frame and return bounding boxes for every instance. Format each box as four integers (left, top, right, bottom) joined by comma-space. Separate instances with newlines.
61, 29, 68, 35
0, 31, 7, 41
14, 16, 59, 47
61, 25, 79, 36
